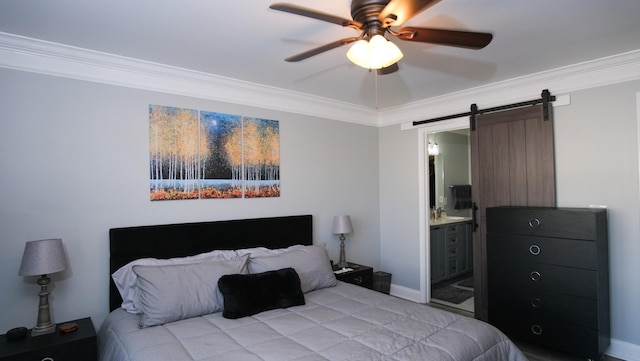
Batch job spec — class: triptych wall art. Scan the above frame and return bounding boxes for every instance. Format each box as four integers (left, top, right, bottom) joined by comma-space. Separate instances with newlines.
149, 105, 280, 201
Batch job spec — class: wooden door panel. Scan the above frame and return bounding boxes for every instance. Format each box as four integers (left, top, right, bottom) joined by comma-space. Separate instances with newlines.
493, 122, 512, 206
471, 103, 556, 321
508, 120, 528, 205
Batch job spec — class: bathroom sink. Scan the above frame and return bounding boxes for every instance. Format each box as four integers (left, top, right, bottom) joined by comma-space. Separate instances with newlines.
430, 215, 472, 225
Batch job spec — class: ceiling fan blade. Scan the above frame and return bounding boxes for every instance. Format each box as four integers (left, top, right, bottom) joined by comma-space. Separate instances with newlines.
377, 62, 399, 75
397, 27, 492, 49
379, 0, 441, 27
270, 3, 362, 29
285, 37, 359, 62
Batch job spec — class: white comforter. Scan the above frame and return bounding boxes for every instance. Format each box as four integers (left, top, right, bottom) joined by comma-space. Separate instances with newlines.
98, 282, 527, 361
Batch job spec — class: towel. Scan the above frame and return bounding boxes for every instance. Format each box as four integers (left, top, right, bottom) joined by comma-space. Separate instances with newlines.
451, 185, 472, 210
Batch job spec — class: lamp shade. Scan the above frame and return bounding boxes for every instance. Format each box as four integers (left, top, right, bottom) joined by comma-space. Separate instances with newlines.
19, 238, 68, 276
332, 216, 354, 235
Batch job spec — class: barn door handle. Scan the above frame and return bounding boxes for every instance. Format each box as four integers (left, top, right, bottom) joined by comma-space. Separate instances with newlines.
472, 203, 479, 232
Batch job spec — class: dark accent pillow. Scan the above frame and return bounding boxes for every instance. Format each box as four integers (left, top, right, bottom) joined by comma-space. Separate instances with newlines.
218, 267, 305, 319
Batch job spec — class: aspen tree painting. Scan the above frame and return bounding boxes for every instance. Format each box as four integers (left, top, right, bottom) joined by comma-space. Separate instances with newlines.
243, 118, 280, 198
149, 105, 206, 200
200, 111, 242, 198
149, 105, 280, 200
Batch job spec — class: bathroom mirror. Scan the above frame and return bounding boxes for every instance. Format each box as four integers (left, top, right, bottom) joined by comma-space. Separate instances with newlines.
427, 130, 471, 217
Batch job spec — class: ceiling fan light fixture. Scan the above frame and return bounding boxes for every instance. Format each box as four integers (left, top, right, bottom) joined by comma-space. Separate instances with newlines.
346, 35, 403, 70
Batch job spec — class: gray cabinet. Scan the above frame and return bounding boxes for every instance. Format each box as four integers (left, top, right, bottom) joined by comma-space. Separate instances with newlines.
458, 221, 473, 275
431, 221, 472, 283
430, 226, 446, 282
486, 206, 609, 361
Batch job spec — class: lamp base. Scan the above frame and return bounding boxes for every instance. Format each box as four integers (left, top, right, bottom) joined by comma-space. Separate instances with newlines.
337, 236, 349, 268
31, 322, 56, 337
31, 275, 56, 337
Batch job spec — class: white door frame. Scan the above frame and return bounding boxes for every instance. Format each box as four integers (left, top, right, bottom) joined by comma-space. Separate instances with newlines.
417, 117, 470, 303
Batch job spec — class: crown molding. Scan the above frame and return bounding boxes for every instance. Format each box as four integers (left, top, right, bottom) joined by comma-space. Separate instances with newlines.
1, 32, 639, 128
0, 32, 377, 126
380, 49, 640, 127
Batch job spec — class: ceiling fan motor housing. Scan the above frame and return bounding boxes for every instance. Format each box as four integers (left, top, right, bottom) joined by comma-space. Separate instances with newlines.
351, 0, 392, 37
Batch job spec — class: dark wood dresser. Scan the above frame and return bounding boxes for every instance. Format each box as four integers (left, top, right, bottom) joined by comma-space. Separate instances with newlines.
486, 206, 609, 361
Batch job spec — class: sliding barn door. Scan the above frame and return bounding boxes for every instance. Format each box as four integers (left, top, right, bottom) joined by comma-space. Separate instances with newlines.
470, 104, 556, 321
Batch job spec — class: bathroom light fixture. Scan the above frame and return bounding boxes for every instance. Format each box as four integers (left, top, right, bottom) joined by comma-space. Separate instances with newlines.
428, 141, 440, 155
346, 35, 403, 70
19, 238, 68, 336
332, 215, 354, 269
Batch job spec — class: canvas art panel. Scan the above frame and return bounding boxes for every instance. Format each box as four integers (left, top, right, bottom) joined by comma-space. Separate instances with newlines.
149, 105, 280, 200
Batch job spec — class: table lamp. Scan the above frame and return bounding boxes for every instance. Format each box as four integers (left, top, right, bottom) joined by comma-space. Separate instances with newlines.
19, 238, 68, 336
332, 216, 353, 269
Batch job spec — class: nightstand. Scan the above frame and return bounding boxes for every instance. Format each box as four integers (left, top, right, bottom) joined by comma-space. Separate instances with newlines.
0, 317, 96, 361
333, 262, 373, 289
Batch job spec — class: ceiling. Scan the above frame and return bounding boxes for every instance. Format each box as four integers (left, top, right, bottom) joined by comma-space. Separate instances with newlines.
1, 0, 640, 111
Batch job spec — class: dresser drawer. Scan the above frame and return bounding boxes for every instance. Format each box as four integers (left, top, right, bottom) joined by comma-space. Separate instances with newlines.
447, 245, 459, 258
445, 223, 459, 235
489, 308, 602, 361
488, 259, 597, 299
486, 207, 607, 240
487, 233, 597, 269
488, 286, 598, 328
447, 257, 459, 276
4, 338, 96, 361
446, 234, 459, 246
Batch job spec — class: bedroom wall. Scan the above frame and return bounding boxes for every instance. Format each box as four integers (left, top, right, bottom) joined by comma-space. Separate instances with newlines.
0, 68, 381, 332
378, 79, 640, 357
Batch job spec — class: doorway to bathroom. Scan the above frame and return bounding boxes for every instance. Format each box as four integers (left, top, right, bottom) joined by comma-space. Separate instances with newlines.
426, 128, 474, 313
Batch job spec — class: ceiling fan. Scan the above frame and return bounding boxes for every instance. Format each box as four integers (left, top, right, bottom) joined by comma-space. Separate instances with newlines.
270, 0, 493, 74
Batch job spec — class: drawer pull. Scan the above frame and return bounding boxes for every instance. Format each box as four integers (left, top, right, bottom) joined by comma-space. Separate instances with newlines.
529, 244, 541, 255
531, 297, 543, 308
530, 271, 542, 281
528, 218, 541, 228
354, 276, 363, 284
531, 324, 543, 335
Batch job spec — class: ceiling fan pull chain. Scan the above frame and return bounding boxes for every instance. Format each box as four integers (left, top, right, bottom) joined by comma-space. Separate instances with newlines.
375, 70, 379, 109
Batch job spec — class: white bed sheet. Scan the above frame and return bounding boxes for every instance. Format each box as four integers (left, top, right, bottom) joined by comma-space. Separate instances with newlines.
99, 282, 527, 361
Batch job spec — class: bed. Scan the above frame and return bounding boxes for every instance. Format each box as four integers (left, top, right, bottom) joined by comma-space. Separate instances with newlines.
99, 214, 527, 361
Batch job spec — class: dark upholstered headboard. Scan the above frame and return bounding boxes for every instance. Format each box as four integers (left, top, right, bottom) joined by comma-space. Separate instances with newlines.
109, 214, 313, 312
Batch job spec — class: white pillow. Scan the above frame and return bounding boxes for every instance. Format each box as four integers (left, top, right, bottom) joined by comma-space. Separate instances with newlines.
249, 245, 337, 293
235, 245, 306, 258
133, 254, 249, 327
112, 249, 237, 313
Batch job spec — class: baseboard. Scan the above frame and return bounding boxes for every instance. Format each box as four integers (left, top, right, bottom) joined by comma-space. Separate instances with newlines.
389, 284, 422, 303
607, 339, 640, 361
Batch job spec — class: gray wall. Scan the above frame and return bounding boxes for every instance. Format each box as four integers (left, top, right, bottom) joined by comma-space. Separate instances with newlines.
378, 80, 640, 352
0, 69, 381, 331
378, 124, 421, 288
